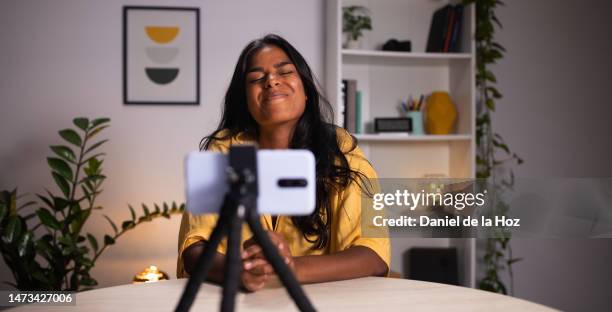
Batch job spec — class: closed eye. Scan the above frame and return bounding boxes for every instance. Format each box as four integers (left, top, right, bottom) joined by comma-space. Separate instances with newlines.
248, 76, 265, 83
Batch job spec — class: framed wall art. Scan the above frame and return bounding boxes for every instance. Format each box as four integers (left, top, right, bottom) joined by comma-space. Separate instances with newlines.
123, 6, 200, 105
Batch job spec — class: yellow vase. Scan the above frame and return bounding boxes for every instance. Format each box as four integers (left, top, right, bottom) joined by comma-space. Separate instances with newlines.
425, 91, 457, 134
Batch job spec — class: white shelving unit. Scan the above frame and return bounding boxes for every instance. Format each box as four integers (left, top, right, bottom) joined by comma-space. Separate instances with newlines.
326, 0, 477, 287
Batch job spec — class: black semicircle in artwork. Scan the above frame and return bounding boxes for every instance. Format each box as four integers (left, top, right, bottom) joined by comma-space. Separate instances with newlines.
145, 68, 180, 85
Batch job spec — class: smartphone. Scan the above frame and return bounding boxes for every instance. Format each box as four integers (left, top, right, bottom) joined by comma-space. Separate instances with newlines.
185, 150, 316, 215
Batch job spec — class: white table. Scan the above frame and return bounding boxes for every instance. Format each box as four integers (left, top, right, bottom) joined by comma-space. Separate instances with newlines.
10, 277, 556, 311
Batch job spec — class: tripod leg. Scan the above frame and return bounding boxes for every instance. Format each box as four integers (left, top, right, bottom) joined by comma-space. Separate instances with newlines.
245, 208, 317, 312
175, 198, 232, 312
221, 203, 244, 312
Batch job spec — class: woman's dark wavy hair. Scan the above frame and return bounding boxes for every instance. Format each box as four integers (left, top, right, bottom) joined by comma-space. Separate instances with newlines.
200, 34, 371, 250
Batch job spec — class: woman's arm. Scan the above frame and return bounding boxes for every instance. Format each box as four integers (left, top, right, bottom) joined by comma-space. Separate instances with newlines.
183, 240, 276, 291
294, 246, 388, 283
242, 232, 388, 284
182, 241, 226, 284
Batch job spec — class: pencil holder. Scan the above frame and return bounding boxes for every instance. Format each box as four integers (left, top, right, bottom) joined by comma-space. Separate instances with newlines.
407, 111, 424, 135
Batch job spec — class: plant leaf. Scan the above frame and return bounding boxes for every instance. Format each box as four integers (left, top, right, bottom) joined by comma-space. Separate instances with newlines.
129, 205, 136, 221
4, 216, 22, 243
104, 235, 115, 245
492, 139, 510, 154
87, 125, 109, 139
492, 42, 507, 52
47, 157, 73, 181
51, 172, 71, 198
17, 200, 36, 211
486, 99, 496, 111
36, 208, 61, 230
50, 145, 77, 164
73, 118, 89, 131
82, 153, 106, 167
0, 193, 8, 223
142, 204, 150, 216
0, 201, 8, 225
31, 270, 51, 286
103, 215, 118, 234
17, 232, 33, 257
84, 139, 108, 155
69, 208, 90, 235
59, 129, 82, 146
492, 14, 503, 28
53, 197, 70, 211
79, 174, 106, 185
80, 275, 98, 286
122, 220, 135, 230
87, 234, 98, 252
60, 234, 75, 246
90, 117, 110, 129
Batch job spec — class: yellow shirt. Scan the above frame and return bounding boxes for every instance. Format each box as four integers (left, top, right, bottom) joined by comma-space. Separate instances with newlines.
176, 128, 390, 278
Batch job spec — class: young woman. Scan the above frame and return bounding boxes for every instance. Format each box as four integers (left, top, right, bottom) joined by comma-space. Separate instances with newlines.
177, 34, 389, 291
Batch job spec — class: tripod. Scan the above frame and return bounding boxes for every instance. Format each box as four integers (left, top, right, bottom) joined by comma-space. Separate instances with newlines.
175, 145, 316, 312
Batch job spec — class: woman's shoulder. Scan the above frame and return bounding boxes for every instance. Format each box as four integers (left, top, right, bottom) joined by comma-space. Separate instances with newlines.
203, 129, 254, 152
334, 126, 362, 156
332, 127, 379, 198
333, 127, 376, 174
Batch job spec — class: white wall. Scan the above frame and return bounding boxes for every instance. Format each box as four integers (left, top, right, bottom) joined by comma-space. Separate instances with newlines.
0, 0, 324, 288
491, 0, 612, 311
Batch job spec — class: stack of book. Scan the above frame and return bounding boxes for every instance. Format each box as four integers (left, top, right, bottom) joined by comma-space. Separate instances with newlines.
426, 4, 464, 53
341, 79, 362, 134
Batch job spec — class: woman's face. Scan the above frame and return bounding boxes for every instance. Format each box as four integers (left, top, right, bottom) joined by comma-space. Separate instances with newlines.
245, 45, 307, 129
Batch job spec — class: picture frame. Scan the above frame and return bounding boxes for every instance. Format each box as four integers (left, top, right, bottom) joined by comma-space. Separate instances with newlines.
123, 6, 200, 105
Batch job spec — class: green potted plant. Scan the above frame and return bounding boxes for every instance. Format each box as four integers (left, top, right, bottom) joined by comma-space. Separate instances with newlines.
342, 5, 372, 49
0, 117, 184, 290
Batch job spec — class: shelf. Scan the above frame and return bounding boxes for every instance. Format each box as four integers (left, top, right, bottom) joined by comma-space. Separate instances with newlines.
327, 0, 477, 288
355, 134, 472, 142
342, 49, 472, 60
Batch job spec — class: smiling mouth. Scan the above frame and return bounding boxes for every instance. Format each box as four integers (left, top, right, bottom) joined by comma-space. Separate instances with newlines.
264, 93, 288, 101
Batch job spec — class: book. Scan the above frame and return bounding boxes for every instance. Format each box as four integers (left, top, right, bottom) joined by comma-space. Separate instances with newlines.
355, 90, 362, 134
450, 5, 464, 53
426, 4, 464, 53
443, 7, 455, 52
426, 4, 453, 53
345, 80, 357, 133
341, 80, 347, 129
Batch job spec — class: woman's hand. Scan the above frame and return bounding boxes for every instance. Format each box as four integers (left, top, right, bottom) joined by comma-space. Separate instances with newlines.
240, 231, 295, 291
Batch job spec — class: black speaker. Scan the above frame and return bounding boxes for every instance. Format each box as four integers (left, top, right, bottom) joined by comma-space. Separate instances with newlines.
404, 247, 459, 285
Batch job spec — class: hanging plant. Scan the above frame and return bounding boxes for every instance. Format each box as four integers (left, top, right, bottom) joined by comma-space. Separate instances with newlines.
462, 0, 524, 295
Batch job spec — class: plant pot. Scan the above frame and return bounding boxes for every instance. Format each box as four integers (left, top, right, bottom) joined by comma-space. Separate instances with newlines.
345, 39, 360, 49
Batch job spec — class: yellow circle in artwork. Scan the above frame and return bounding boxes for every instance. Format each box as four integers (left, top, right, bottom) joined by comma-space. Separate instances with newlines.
145, 26, 180, 44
